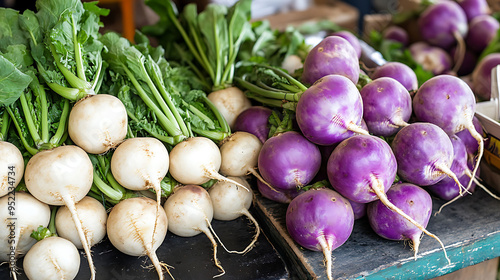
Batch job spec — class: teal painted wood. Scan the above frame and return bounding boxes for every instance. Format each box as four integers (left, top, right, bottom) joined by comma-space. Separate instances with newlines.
254, 187, 500, 280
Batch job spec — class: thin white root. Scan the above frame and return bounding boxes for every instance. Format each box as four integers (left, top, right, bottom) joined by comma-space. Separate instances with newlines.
468, 124, 484, 196
248, 168, 281, 194
146, 250, 172, 280
411, 234, 423, 261
152, 184, 162, 252
208, 170, 250, 192
435, 162, 470, 196
200, 226, 225, 278
64, 198, 96, 280
370, 175, 451, 265
318, 235, 333, 280
346, 122, 370, 136
452, 30, 466, 74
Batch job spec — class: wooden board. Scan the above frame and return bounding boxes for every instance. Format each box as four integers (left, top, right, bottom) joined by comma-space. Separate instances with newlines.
253, 186, 500, 280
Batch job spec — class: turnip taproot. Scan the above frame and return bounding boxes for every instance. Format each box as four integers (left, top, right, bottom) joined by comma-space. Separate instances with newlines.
0, 192, 51, 278
296, 74, 368, 146
367, 183, 433, 259
208, 177, 260, 254
164, 185, 225, 277
233, 106, 272, 143
24, 145, 95, 280
68, 94, 128, 154
256, 179, 304, 204
456, 116, 482, 156
286, 188, 354, 280
207, 87, 252, 130
107, 197, 171, 280
55, 196, 107, 249
23, 236, 80, 280
0, 141, 24, 197
413, 75, 483, 193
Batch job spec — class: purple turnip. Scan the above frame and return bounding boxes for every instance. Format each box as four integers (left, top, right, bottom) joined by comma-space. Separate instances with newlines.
295, 74, 368, 146
412, 75, 483, 193
409, 42, 453, 75
331, 30, 361, 59
456, 115, 483, 156
370, 62, 418, 92
466, 15, 500, 53
367, 183, 433, 259
258, 131, 321, 190
301, 36, 360, 85
233, 106, 272, 143
286, 188, 354, 280
450, 47, 478, 76
472, 53, 500, 100
348, 199, 367, 220
256, 179, 304, 204
457, 0, 491, 22
360, 77, 412, 137
383, 26, 409, 46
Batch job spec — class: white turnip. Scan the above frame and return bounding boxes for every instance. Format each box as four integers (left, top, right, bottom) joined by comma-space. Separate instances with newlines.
207, 87, 251, 130
219, 131, 262, 179
107, 197, 171, 280
208, 177, 260, 254
164, 185, 224, 277
68, 94, 128, 154
23, 236, 80, 280
0, 141, 24, 197
24, 145, 95, 279
55, 196, 107, 249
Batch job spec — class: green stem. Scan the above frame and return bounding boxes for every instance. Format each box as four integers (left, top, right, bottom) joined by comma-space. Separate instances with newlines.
19, 93, 42, 147
37, 85, 49, 143
277, 82, 301, 93
190, 24, 216, 84
46, 82, 89, 101
245, 92, 296, 109
71, 13, 86, 82
91, 55, 104, 92
191, 127, 229, 141
259, 64, 308, 92
202, 96, 230, 134
5, 107, 38, 155
49, 99, 70, 146
181, 100, 215, 129
49, 45, 92, 90
0, 111, 10, 141
126, 110, 176, 145
93, 170, 124, 201
213, 11, 222, 88
106, 172, 128, 195
235, 77, 300, 102
48, 206, 58, 236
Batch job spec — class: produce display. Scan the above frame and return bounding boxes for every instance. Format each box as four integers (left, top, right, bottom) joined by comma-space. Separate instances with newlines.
1, 0, 500, 279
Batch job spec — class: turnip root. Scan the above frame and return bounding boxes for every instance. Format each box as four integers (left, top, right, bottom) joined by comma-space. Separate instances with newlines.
24, 145, 95, 279
0, 141, 24, 197
107, 197, 171, 280
0, 192, 51, 278
208, 177, 260, 254
207, 87, 251, 130
456, 116, 483, 156
286, 188, 354, 280
328, 134, 450, 262
233, 106, 272, 143
23, 236, 80, 280
256, 179, 304, 204
164, 185, 225, 277
168, 137, 248, 190
68, 94, 128, 154
367, 183, 432, 259
219, 131, 262, 180
55, 196, 107, 249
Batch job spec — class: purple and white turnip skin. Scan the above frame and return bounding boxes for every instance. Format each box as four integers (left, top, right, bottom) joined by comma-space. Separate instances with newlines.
286, 188, 354, 280
327, 135, 397, 204
466, 15, 500, 53
418, 1, 468, 50
370, 62, 419, 92
392, 123, 458, 187
330, 30, 362, 58
457, 0, 491, 22
301, 36, 360, 85
296, 74, 367, 146
412, 75, 483, 192
360, 77, 412, 137
367, 183, 432, 259
409, 42, 452, 75
456, 115, 483, 156
472, 53, 500, 101
349, 199, 367, 220
382, 25, 410, 46
256, 179, 304, 204
233, 106, 272, 143
258, 131, 321, 190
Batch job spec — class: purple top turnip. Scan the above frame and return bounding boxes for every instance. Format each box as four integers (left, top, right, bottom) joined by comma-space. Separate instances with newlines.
286, 188, 354, 280
256, 179, 304, 204
360, 77, 412, 137
296, 74, 366, 146
331, 30, 362, 59
367, 183, 432, 259
233, 106, 272, 143
258, 131, 321, 190
457, 0, 491, 22
472, 53, 500, 101
466, 15, 500, 53
301, 36, 360, 85
409, 42, 452, 75
349, 199, 367, 220
383, 25, 409, 46
370, 62, 419, 92
418, 1, 468, 50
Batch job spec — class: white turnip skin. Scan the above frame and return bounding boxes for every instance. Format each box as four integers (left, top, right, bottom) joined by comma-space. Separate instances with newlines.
68, 94, 128, 154
208, 177, 260, 254
107, 197, 171, 280
409, 42, 452, 75
164, 185, 225, 277
169, 136, 248, 190
281, 54, 303, 74
23, 236, 80, 280
207, 87, 252, 130
55, 196, 107, 249
219, 132, 262, 180
0, 192, 51, 278
24, 145, 95, 280
0, 141, 24, 197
